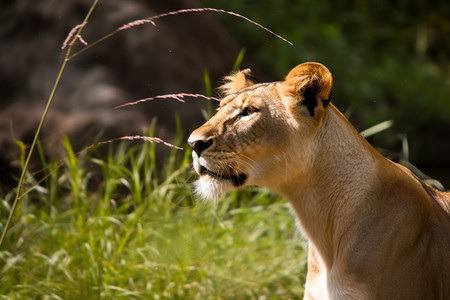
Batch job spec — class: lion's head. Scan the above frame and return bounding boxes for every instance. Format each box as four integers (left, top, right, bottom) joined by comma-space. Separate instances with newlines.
188, 62, 333, 200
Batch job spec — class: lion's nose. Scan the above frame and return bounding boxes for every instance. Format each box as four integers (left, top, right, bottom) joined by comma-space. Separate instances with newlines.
188, 137, 213, 156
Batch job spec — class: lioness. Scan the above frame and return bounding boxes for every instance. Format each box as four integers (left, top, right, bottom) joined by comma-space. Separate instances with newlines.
188, 62, 450, 299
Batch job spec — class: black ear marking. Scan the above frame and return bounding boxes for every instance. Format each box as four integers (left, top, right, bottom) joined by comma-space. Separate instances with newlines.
301, 85, 319, 117
323, 90, 332, 107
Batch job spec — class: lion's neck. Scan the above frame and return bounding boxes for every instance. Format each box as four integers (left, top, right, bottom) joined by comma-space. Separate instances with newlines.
280, 105, 383, 268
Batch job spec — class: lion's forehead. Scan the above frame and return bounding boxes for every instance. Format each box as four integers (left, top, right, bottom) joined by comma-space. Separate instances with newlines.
219, 82, 279, 108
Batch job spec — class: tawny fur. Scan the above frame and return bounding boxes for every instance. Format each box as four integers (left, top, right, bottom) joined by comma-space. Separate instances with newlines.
188, 62, 450, 299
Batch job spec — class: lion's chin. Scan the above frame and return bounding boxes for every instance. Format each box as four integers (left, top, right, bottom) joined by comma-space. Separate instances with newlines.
192, 151, 248, 201
194, 175, 234, 202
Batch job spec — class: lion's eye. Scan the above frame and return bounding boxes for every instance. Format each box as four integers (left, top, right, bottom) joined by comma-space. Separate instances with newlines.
241, 106, 258, 117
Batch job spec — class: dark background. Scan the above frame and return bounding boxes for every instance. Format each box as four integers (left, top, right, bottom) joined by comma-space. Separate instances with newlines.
1, 0, 449, 192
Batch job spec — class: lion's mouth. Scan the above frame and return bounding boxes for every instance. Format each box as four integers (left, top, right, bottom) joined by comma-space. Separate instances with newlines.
200, 166, 247, 187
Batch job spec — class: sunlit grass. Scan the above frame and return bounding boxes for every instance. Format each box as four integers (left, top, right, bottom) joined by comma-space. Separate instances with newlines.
0, 135, 307, 299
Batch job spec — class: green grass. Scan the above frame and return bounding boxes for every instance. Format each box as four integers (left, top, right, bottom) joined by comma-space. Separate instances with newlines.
0, 134, 307, 299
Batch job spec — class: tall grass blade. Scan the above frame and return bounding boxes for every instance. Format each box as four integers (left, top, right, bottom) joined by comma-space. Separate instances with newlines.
232, 48, 247, 72
360, 120, 394, 138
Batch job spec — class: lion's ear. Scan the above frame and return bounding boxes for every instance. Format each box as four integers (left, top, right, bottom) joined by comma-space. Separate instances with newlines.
219, 69, 258, 96
282, 62, 333, 118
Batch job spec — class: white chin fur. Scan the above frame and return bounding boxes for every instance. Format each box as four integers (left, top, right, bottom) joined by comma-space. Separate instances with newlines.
194, 175, 234, 203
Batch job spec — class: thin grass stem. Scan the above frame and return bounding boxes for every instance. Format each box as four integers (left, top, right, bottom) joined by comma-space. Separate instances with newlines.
68, 7, 292, 61
0, 0, 99, 248
115, 93, 220, 109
